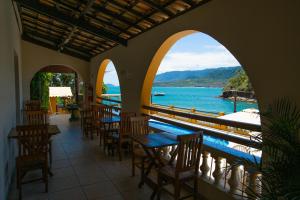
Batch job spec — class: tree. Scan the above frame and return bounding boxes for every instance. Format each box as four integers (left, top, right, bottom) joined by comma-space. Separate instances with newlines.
30, 72, 53, 108
102, 83, 108, 94
223, 69, 253, 92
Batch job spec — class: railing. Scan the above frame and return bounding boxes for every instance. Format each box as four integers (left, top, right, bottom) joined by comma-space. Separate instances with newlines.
152, 103, 221, 116
144, 104, 261, 137
97, 97, 122, 110
97, 98, 262, 199
145, 105, 262, 200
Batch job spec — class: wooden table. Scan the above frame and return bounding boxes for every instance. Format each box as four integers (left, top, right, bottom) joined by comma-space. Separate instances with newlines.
8, 125, 61, 138
99, 116, 121, 152
131, 132, 184, 198
8, 124, 61, 176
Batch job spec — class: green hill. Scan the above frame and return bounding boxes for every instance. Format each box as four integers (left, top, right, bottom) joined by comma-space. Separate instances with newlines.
153, 66, 241, 87
223, 69, 253, 92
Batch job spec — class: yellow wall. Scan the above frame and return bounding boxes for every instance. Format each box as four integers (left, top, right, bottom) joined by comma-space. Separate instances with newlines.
21, 41, 90, 101
95, 59, 111, 102
90, 0, 300, 114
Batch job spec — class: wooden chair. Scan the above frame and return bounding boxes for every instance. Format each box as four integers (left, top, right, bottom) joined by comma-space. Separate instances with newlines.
156, 132, 203, 200
112, 112, 136, 160
16, 125, 50, 200
90, 104, 106, 140
81, 108, 93, 138
102, 105, 113, 118
23, 110, 53, 166
130, 116, 150, 176
24, 110, 48, 125
24, 100, 41, 111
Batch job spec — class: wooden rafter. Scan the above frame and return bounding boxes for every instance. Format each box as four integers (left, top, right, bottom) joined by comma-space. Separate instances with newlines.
16, 0, 128, 46
17, 0, 211, 61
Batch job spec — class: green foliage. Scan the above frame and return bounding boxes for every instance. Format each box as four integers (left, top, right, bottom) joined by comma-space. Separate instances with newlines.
30, 72, 76, 108
50, 73, 76, 95
223, 69, 253, 92
231, 98, 300, 199
30, 72, 53, 108
102, 83, 108, 94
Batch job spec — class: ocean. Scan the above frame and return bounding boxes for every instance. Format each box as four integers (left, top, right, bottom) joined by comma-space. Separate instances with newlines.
106, 86, 258, 114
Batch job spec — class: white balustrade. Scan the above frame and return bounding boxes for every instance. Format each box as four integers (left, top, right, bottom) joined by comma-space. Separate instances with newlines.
200, 151, 210, 179
212, 156, 223, 187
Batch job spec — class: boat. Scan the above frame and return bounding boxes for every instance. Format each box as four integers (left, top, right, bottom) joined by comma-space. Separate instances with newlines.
153, 92, 165, 96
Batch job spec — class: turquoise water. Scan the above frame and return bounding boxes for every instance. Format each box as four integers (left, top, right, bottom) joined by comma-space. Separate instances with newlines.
106, 86, 258, 114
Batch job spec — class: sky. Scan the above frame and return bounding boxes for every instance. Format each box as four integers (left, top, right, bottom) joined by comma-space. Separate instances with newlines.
103, 32, 240, 86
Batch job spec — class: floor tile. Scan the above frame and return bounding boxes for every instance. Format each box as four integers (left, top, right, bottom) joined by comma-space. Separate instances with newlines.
49, 187, 87, 200
83, 180, 120, 200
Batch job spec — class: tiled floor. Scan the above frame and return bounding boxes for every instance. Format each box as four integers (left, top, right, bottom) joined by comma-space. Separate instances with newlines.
8, 114, 172, 200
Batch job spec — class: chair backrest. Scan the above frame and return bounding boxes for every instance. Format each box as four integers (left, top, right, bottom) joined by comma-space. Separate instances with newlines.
25, 110, 48, 125
17, 125, 49, 157
91, 104, 105, 120
91, 104, 113, 119
24, 100, 41, 111
130, 116, 150, 137
175, 132, 203, 174
120, 112, 136, 137
102, 105, 113, 118
81, 106, 93, 117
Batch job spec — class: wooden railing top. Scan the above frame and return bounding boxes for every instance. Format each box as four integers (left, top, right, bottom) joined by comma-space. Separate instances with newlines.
98, 97, 122, 104
143, 105, 262, 132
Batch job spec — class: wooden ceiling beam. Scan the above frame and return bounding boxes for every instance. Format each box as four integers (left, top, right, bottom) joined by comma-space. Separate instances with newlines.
54, 0, 133, 36
129, 0, 211, 40
24, 30, 93, 56
92, 3, 142, 30
16, 0, 128, 46
58, 0, 95, 51
141, 0, 174, 17
108, 0, 157, 25
21, 12, 113, 50
22, 32, 90, 61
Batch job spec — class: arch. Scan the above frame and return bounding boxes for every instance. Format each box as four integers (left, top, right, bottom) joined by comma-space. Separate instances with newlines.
141, 30, 259, 113
95, 59, 121, 102
141, 30, 196, 108
31, 64, 84, 82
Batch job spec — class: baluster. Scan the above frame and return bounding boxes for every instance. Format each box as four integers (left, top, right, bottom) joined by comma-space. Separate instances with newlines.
212, 156, 223, 186
200, 151, 210, 179
246, 170, 259, 198
228, 163, 240, 195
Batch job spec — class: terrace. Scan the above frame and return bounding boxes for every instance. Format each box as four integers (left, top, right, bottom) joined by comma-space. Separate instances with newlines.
1, 0, 299, 200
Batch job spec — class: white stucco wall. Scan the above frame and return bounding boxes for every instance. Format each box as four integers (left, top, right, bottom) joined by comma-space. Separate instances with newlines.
0, 1, 22, 199
90, 0, 300, 113
21, 41, 90, 101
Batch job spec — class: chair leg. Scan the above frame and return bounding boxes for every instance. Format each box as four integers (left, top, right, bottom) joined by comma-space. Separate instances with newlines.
118, 141, 122, 161
139, 157, 145, 188
174, 180, 181, 200
193, 177, 198, 200
132, 154, 135, 176
156, 173, 163, 200
16, 167, 20, 189
17, 167, 22, 200
43, 164, 48, 193
49, 142, 52, 167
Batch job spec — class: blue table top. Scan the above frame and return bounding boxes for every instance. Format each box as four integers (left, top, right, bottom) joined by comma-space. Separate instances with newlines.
132, 132, 180, 148
99, 116, 120, 123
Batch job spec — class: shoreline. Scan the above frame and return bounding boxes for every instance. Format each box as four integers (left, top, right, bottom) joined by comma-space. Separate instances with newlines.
220, 96, 257, 104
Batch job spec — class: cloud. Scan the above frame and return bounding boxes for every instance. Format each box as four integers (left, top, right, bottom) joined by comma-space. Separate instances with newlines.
103, 62, 120, 86
157, 46, 240, 73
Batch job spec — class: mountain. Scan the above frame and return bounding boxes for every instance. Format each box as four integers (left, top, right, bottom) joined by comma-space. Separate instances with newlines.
154, 66, 241, 87
105, 84, 117, 87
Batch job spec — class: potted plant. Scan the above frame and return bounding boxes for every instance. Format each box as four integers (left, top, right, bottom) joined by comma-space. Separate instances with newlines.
232, 98, 300, 199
